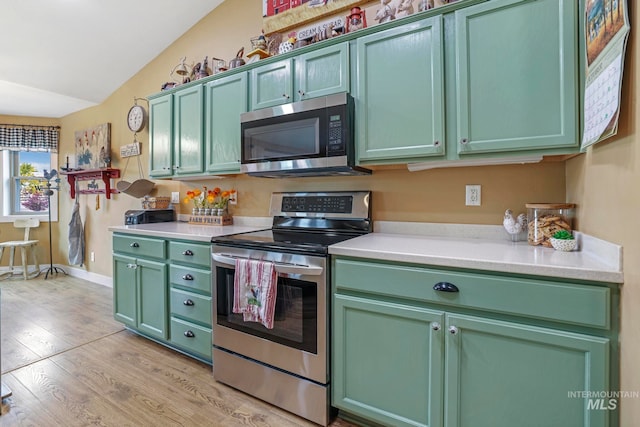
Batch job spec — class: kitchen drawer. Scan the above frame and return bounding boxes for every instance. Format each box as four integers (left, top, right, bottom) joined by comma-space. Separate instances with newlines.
169, 264, 211, 295
170, 317, 212, 360
169, 241, 211, 268
333, 258, 610, 329
113, 234, 166, 259
170, 288, 212, 326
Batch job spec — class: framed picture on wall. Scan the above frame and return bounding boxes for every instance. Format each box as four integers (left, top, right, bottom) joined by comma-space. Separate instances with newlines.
74, 123, 111, 170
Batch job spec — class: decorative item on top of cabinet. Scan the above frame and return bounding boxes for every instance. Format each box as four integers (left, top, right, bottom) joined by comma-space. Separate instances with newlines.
345, 6, 367, 33
228, 47, 246, 69
278, 32, 296, 54
374, 0, 396, 24
247, 30, 273, 63
418, 0, 435, 12
170, 56, 192, 84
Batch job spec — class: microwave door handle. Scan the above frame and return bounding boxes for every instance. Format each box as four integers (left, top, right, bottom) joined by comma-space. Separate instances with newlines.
211, 252, 323, 276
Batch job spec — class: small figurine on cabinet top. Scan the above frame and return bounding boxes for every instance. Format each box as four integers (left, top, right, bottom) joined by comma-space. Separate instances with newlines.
396, 0, 415, 18
374, 0, 396, 24
197, 56, 209, 79
418, 0, 434, 12
278, 32, 297, 54
346, 6, 367, 33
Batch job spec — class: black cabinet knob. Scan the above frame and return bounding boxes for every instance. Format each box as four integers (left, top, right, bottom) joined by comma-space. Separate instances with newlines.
182, 274, 194, 281
130, 242, 139, 248
183, 299, 194, 306
433, 282, 459, 293
184, 330, 195, 338
182, 249, 194, 256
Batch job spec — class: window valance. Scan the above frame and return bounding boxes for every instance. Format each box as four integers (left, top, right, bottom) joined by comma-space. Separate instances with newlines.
0, 124, 60, 152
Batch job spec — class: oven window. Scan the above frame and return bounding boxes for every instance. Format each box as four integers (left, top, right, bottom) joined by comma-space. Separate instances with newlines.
243, 118, 319, 161
215, 266, 318, 354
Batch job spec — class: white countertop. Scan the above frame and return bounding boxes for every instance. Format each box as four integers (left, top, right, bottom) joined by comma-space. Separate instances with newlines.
329, 222, 623, 284
109, 221, 268, 243
108, 218, 623, 284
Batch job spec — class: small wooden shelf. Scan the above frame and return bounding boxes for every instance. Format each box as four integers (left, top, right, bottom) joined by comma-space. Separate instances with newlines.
60, 168, 120, 199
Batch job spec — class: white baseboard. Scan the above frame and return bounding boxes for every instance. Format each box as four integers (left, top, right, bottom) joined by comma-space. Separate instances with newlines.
64, 265, 113, 288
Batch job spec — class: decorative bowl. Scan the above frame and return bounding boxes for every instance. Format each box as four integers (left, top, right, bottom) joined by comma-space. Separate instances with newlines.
550, 238, 577, 252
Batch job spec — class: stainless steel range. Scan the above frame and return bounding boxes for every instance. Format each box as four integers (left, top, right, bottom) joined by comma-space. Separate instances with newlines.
211, 191, 371, 426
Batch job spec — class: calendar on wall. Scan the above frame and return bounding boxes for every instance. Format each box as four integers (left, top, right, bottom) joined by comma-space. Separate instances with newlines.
582, 0, 630, 149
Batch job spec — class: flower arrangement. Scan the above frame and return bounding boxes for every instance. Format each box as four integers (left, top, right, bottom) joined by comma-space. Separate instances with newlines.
184, 186, 236, 212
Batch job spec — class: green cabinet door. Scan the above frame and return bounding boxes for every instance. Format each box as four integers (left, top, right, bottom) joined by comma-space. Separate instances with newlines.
149, 93, 173, 177
356, 17, 445, 163
445, 313, 609, 427
137, 258, 168, 340
173, 85, 204, 175
113, 254, 137, 328
454, 0, 578, 155
205, 72, 247, 174
250, 59, 294, 110
296, 43, 349, 101
333, 294, 445, 427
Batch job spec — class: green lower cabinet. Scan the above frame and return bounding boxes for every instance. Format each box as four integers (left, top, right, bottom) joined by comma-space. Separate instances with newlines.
333, 294, 445, 427
445, 314, 609, 427
332, 257, 617, 427
113, 254, 168, 340
113, 254, 137, 328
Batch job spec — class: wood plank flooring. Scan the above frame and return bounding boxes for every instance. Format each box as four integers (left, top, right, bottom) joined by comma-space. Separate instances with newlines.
0, 276, 357, 426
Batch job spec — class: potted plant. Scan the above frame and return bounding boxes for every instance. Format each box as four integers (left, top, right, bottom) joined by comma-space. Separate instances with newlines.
549, 230, 577, 251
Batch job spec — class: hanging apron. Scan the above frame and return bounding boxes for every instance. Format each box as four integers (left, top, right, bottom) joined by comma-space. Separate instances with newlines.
68, 193, 85, 266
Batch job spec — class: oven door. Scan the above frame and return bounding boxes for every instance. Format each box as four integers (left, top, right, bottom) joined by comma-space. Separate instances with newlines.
211, 246, 328, 384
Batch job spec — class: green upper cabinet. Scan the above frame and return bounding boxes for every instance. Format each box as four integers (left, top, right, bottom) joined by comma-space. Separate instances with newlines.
250, 59, 293, 110
250, 43, 349, 110
149, 85, 204, 178
454, 0, 578, 155
296, 43, 349, 101
205, 72, 247, 174
173, 84, 204, 175
355, 17, 445, 163
149, 93, 173, 177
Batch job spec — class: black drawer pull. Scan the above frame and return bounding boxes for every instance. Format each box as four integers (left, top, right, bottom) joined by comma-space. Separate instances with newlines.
182, 274, 194, 281
433, 282, 459, 293
184, 330, 195, 338
130, 242, 139, 248
183, 299, 194, 306
182, 249, 194, 256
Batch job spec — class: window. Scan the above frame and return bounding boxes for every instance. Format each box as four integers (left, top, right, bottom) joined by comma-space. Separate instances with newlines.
0, 150, 58, 222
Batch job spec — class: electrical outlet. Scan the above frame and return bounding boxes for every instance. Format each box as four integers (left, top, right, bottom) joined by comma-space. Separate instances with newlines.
229, 190, 237, 205
171, 192, 180, 204
90, 251, 95, 262
465, 185, 481, 206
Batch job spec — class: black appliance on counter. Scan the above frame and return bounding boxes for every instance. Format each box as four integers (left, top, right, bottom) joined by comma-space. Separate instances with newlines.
124, 209, 175, 225
211, 191, 371, 426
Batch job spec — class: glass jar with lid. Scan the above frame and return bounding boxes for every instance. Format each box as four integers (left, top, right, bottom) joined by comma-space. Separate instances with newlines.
526, 203, 575, 247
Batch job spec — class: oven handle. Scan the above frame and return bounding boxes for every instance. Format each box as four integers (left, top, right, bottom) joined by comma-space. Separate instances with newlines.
211, 252, 323, 276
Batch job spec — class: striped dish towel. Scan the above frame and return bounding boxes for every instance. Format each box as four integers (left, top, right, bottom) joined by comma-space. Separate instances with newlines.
233, 258, 278, 329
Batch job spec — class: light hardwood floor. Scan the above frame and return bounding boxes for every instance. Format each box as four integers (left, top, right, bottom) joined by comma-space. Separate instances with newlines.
0, 275, 357, 426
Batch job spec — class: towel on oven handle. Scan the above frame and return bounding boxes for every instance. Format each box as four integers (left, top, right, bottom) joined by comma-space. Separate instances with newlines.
233, 258, 278, 329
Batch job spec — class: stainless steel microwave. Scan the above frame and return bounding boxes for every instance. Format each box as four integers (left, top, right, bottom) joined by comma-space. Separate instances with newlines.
240, 92, 370, 178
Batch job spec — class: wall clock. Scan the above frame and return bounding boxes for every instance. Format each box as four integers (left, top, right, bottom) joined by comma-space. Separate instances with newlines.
127, 103, 147, 132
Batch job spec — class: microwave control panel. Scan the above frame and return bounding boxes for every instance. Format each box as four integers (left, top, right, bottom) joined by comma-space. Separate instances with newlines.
327, 114, 345, 156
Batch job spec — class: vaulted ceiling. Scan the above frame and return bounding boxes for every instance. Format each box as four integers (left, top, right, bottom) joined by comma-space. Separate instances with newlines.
0, 0, 224, 118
